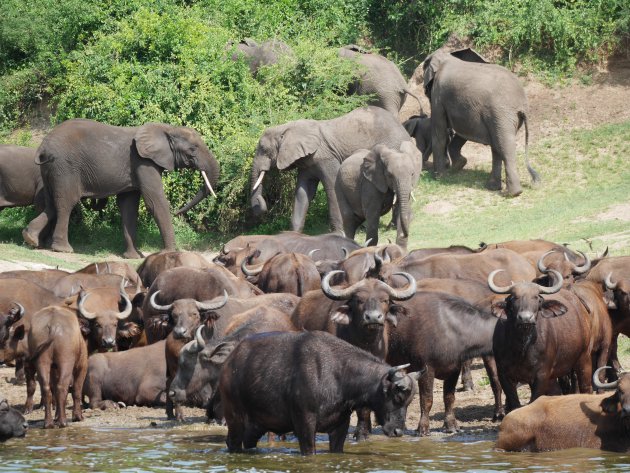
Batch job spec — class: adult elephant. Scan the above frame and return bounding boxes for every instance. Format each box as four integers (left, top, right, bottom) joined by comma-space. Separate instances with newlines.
250, 106, 411, 233
0, 145, 44, 212
339, 45, 423, 117
23, 119, 220, 259
423, 47, 539, 196
228, 38, 292, 75
335, 140, 422, 249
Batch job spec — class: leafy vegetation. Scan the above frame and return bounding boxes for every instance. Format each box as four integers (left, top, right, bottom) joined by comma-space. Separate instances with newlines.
0, 0, 628, 253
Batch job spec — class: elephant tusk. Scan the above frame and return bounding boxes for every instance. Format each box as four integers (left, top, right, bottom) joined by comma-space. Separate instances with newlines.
201, 171, 217, 198
411, 192, 416, 202
252, 171, 266, 192
392, 195, 397, 206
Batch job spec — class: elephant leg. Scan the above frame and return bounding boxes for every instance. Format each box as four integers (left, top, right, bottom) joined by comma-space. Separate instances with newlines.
362, 196, 383, 247
430, 104, 449, 178
291, 172, 318, 233
136, 163, 176, 251
117, 191, 144, 259
23, 197, 56, 248
487, 148, 504, 191
495, 135, 522, 197
320, 171, 344, 234
50, 191, 81, 253
448, 135, 468, 171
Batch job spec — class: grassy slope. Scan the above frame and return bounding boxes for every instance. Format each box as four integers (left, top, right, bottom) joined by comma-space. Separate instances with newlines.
0, 119, 628, 269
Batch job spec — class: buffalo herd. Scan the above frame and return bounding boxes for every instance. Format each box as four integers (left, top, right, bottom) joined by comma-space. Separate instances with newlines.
1, 233, 630, 453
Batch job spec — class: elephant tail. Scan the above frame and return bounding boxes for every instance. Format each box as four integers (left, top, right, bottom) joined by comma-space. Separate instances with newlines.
403, 87, 424, 115
520, 111, 540, 184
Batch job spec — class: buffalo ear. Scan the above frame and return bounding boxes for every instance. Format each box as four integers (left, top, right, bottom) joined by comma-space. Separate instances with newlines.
540, 300, 568, 318
135, 123, 175, 171
491, 301, 507, 319
361, 147, 389, 194
78, 318, 91, 337
276, 124, 320, 170
387, 304, 409, 327
600, 393, 620, 414
330, 305, 351, 325
450, 47, 488, 64
208, 341, 237, 364
12, 324, 25, 341
117, 321, 141, 339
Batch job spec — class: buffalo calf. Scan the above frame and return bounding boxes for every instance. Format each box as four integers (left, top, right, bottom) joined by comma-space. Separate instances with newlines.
0, 397, 27, 441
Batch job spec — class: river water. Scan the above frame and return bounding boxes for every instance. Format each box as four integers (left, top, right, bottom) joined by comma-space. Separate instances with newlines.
1, 427, 630, 473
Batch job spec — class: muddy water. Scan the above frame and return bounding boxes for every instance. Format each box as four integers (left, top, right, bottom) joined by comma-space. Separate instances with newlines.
2, 427, 630, 473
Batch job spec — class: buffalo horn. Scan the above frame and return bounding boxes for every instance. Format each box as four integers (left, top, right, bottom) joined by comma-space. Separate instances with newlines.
150, 290, 173, 312
116, 279, 133, 320
95, 263, 99, 275
388, 363, 411, 379
380, 272, 417, 301
537, 269, 563, 294
252, 171, 266, 192
195, 290, 229, 311
241, 258, 264, 277
321, 270, 366, 300
593, 366, 619, 390
308, 249, 320, 259
10, 302, 25, 318
487, 269, 515, 294
605, 272, 618, 291
201, 170, 217, 198
186, 325, 206, 354
565, 250, 591, 274
536, 250, 556, 273
78, 292, 98, 320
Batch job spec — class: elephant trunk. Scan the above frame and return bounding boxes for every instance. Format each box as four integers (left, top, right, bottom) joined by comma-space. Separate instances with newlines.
250, 156, 271, 216
396, 184, 411, 243
175, 157, 220, 216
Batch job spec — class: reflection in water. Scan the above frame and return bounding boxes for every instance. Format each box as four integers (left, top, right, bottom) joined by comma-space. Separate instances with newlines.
0, 427, 629, 473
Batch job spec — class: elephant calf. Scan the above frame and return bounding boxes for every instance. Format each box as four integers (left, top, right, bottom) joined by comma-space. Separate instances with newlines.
335, 140, 422, 249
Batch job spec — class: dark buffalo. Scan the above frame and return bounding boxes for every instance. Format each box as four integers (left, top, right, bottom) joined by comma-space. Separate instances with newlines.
83, 340, 167, 409
169, 306, 296, 416
497, 367, 630, 452
137, 250, 211, 288
219, 331, 422, 454
0, 397, 27, 441
490, 269, 594, 412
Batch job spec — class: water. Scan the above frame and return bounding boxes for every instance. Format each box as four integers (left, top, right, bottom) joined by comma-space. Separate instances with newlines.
2, 427, 630, 473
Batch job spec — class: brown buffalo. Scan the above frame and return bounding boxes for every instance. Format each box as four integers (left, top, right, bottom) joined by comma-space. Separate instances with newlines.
83, 340, 167, 409
241, 252, 320, 296
0, 397, 27, 441
6, 306, 88, 428
497, 367, 630, 452
0, 269, 69, 292
77, 261, 143, 288
136, 250, 211, 288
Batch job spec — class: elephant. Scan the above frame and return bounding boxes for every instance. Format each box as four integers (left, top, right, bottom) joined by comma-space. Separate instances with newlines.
0, 145, 44, 212
335, 140, 422, 249
228, 38, 293, 75
22, 119, 220, 259
403, 114, 468, 168
250, 106, 411, 233
339, 45, 423, 117
422, 47, 539, 196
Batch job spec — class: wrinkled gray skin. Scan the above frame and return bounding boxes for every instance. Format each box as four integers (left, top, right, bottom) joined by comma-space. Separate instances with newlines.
335, 141, 422, 250
339, 45, 423, 117
251, 106, 411, 233
423, 47, 539, 196
23, 119, 220, 259
229, 38, 292, 75
0, 145, 44, 212
403, 114, 468, 170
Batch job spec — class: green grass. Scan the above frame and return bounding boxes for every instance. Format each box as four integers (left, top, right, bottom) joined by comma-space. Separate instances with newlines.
0, 119, 629, 267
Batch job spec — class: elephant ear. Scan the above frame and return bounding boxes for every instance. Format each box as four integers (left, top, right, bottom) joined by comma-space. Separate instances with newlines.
241, 38, 258, 47
450, 47, 488, 64
134, 123, 175, 171
276, 123, 320, 170
403, 117, 419, 138
422, 55, 438, 100
361, 146, 389, 194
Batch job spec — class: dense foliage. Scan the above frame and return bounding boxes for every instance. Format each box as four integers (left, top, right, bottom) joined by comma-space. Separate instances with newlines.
0, 0, 627, 238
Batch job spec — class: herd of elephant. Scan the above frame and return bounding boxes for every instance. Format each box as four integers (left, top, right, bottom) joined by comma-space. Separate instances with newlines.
0, 40, 538, 258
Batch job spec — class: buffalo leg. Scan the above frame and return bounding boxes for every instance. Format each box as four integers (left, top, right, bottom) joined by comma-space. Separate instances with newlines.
353, 407, 372, 441
37, 357, 54, 429
243, 423, 266, 450
328, 416, 351, 453
23, 362, 37, 414
442, 371, 460, 433
225, 417, 245, 453
460, 359, 474, 391
55, 366, 73, 427
14, 358, 25, 385
417, 366, 435, 436
71, 359, 87, 422
498, 367, 521, 413
293, 411, 317, 455
482, 356, 504, 420
608, 335, 622, 380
